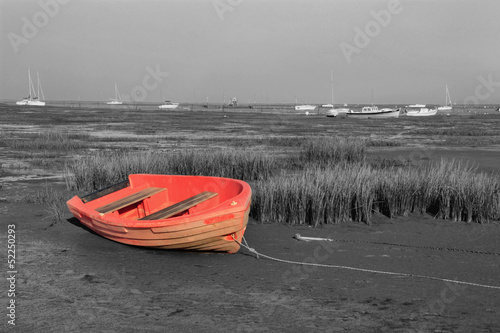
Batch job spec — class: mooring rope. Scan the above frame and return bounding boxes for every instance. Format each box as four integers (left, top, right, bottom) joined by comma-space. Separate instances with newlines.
232, 235, 500, 290
293, 234, 500, 256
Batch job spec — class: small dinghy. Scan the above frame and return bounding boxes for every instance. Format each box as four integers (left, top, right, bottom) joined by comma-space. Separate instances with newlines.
67, 174, 252, 253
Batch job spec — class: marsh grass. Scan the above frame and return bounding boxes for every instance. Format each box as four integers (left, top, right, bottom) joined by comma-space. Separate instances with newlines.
252, 159, 500, 225
29, 184, 73, 226
410, 128, 496, 136
299, 136, 366, 165
63, 135, 500, 225
2, 130, 90, 151
65, 149, 275, 192
367, 139, 404, 147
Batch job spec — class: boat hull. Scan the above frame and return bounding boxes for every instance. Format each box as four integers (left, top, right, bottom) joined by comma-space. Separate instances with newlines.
67, 174, 252, 253
158, 105, 179, 109
295, 105, 316, 111
16, 100, 45, 106
406, 109, 438, 117
346, 109, 400, 119
437, 106, 452, 111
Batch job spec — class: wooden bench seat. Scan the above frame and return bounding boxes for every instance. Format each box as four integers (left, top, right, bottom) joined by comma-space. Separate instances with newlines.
139, 191, 218, 220
81, 180, 130, 203
96, 187, 166, 215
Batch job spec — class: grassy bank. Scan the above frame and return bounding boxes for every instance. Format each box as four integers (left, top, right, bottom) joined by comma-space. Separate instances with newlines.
63, 137, 500, 224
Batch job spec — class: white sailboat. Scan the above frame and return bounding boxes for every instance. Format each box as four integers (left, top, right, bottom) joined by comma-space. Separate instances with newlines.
107, 83, 123, 105
16, 70, 45, 106
437, 84, 452, 111
325, 69, 350, 117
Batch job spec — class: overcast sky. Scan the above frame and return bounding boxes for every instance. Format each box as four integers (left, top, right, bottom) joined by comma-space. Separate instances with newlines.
1, 0, 499, 105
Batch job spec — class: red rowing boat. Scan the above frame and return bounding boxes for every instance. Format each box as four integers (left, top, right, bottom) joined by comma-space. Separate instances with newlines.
67, 174, 251, 253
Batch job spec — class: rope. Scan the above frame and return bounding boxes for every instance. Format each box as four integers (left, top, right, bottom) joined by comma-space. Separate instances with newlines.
294, 234, 500, 256
232, 235, 500, 290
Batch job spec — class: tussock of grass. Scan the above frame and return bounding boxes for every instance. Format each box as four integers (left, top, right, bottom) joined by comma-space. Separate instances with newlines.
65, 149, 274, 192
30, 185, 73, 226
300, 136, 366, 165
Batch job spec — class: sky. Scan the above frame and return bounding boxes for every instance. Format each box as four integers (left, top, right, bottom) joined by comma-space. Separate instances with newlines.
1, 0, 499, 105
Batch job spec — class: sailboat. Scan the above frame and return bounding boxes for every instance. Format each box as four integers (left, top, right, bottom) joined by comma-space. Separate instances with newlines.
437, 84, 452, 111
107, 83, 123, 105
16, 70, 45, 106
325, 69, 350, 117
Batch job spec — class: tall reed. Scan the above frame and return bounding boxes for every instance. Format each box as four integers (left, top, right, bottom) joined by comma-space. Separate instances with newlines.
65, 149, 274, 192
252, 160, 500, 225
300, 136, 366, 165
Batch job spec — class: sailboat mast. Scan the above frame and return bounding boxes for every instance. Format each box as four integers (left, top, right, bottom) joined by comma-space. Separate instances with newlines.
29, 70, 37, 100
28, 69, 31, 98
37, 72, 40, 100
330, 68, 334, 106
444, 85, 448, 106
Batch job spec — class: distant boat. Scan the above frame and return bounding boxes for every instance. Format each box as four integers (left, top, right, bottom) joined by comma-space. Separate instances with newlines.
346, 106, 400, 119
107, 83, 123, 105
158, 101, 179, 109
437, 85, 452, 111
295, 104, 316, 111
325, 109, 338, 117
406, 104, 438, 117
327, 107, 350, 117
324, 69, 350, 118
16, 69, 45, 106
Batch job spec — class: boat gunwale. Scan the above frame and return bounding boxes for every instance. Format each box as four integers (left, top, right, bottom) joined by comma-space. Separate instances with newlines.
67, 175, 252, 229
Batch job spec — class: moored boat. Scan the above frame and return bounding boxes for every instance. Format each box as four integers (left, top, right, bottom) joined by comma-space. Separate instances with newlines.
16, 69, 45, 106
295, 104, 316, 111
346, 106, 400, 119
406, 105, 438, 117
67, 174, 252, 253
437, 84, 453, 111
158, 101, 180, 109
107, 83, 123, 105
